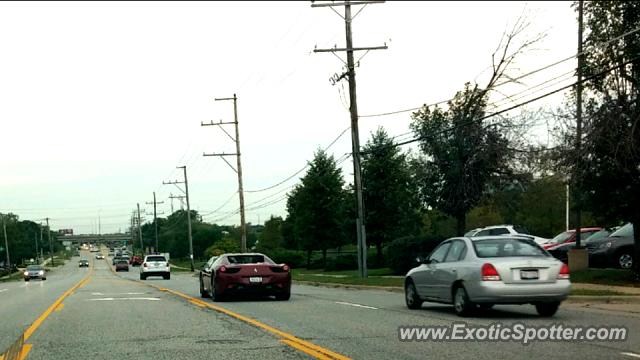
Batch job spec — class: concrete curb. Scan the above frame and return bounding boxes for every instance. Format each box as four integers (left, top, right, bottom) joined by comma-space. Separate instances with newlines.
293, 280, 640, 304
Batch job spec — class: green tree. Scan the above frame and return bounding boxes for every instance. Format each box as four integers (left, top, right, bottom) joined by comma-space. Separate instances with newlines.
257, 216, 284, 252
557, 1, 640, 273
285, 149, 348, 267
410, 83, 510, 235
362, 127, 420, 263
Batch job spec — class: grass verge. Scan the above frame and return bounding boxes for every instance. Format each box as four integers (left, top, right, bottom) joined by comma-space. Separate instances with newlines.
0, 271, 24, 283
571, 268, 640, 287
292, 268, 402, 287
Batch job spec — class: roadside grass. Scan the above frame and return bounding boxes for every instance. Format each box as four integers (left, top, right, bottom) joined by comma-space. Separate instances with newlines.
292, 268, 403, 287
0, 272, 24, 283
169, 258, 206, 272
571, 268, 640, 287
570, 288, 628, 296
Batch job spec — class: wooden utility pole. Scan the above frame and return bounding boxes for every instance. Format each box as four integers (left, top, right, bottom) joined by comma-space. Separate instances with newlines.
146, 192, 164, 252
164, 167, 194, 271
312, 0, 387, 278
46, 217, 54, 266
137, 203, 143, 252
2, 214, 10, 271
202, 94, 247, 253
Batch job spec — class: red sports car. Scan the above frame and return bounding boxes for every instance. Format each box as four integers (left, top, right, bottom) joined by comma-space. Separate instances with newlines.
543, 227, 603, 250
199, 253, 291, 301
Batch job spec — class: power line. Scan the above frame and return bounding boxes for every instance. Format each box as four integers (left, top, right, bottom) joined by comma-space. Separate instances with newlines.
389, 55, 639, 150
359, 24, 640, 119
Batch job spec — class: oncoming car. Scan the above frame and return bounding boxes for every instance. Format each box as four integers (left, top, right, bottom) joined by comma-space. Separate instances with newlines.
24, 265, 46, 281
404, 236, 570, 317
199, 253, 291, 301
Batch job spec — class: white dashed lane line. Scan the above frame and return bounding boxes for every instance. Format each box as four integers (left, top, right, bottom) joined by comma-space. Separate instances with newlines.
0, 288, 8, 293
622, 352, 640, 359
335, 301, 378, 310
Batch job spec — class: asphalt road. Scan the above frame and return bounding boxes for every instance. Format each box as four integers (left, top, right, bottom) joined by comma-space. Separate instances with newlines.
3, 250, 640, 360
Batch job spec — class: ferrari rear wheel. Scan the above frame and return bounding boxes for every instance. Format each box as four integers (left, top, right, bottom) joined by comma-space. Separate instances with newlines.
212, 280, 225, 302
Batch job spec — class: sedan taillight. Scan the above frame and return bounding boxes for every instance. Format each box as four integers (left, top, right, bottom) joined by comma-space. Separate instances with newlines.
481, 263, 501, 281
143, 263, 147, 267
557, 263, 570, 280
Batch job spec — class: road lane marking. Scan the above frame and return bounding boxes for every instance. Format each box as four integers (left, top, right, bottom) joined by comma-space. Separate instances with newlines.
18, 344, 32, 360
87, 297, 160, 301
334, 301, 378, 310
143, 284, 350, 360
622, 352, 640, 358
54, 303, 64, 312
91, 292, 145, 296
0, 289, 7, 293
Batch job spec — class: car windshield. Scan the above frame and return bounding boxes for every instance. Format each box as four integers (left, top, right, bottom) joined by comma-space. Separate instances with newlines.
473, 238, 548, 258
146, 256, 166, 262
548, 231, 573, 245
464, 229, 479, 237
585, 229, 610, 242
227, 255, 272, 264
610, 223, 634, 238
26, 265, 43, 271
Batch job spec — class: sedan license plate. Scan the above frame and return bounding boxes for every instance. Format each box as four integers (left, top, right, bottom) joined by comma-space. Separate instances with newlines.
520, 270, 539, 280
249, 276, 262, 283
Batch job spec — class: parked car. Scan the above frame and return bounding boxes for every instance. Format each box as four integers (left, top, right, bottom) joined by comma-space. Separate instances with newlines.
471, 225, 550, 245
140, 255, 170, 280
23, 265, 46, 281
587, 223, 635, 269
115, 259, 129, 272
200, 253, 291, 301
547, 228, 616, 263
79, 259, 90, 268
129, 256, 143, 266
404, 236, 570, 317
543, 227, 603, 250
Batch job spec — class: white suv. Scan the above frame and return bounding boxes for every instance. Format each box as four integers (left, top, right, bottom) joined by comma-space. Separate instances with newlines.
472, 225, 549, 245
140, 255, 170, 280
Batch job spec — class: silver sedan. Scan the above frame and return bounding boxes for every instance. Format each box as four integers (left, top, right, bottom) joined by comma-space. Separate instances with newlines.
404, 236, 571, 317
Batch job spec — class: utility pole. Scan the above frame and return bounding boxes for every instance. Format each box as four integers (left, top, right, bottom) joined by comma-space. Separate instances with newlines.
2, 214, 10, 271
164, 166, 194, 271
575, 0, 584, 249
46, 217, 54, 267
146, 192, 164, 252
137, 203, 143, 253
312, 0, 387, 278
34, 233, 38, 263
169, 194, 186, 213
39, 225, 44, 264
202, 93, 247, 253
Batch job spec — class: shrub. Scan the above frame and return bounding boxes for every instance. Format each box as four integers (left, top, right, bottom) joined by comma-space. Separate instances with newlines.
263, 248, 306, 268
324, 254, 358, 271
385, 235, 445, 275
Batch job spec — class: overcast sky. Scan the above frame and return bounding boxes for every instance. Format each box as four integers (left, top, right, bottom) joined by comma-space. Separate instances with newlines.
0, 1, 578, 234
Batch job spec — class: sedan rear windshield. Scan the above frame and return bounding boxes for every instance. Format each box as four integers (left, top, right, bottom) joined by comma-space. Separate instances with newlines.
146, 256, 166, 262
227, 255, 273, 264
473, 238, 548, 258
116, 260, 128, 264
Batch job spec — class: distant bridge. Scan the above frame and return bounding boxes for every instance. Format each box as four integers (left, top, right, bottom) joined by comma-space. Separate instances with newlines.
57, 234, 131, 245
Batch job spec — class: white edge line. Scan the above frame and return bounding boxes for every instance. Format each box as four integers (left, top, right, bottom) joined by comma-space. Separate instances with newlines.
335, 301, 378, 310
621, 352, 640, 358
0, 289, 8, 293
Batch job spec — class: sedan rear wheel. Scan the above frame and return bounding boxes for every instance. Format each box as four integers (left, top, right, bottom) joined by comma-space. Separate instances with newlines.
275, 291, 291, 301
618, 253, 633, 269
405, 280, 423, 310
453, 286, 475, 317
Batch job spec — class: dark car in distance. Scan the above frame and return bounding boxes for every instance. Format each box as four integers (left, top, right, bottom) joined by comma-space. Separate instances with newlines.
79, 259, 90, 268
115, 259, 129, 272
587, 223, 635, 269
547, 228, 615, 263
199, 253, 291, 301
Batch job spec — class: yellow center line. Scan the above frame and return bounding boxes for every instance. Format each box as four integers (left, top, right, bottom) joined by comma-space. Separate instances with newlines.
142, 283, 351, 360
54, 303, 64, 312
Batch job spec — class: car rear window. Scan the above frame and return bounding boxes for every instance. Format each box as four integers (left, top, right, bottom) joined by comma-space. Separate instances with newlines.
117, 260, 128, 264
473, 238, 548, 258
227, 255, 273, 264
146, 256, 166, 262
